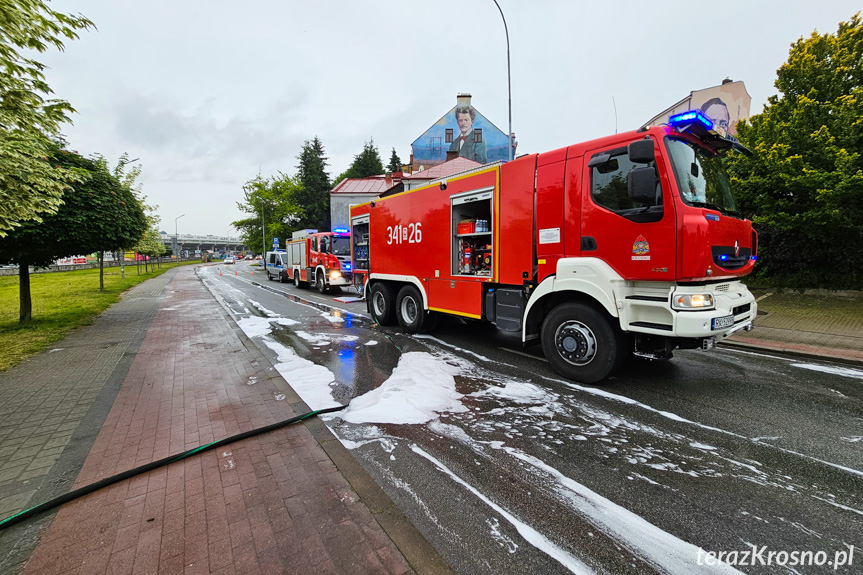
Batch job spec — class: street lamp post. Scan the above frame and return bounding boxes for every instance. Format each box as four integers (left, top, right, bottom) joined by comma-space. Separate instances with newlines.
261, 201, 266, 269
492, 0, 513, 161
116, 157, 140, 280
175, 214, 185, 266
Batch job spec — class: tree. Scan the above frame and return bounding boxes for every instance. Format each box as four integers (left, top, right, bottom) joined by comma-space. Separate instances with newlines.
295, 137, 332, 231
387, 148, 402, 173
0, 0, 94, 235
342, 138, 384, 180
727, 13, 863, 288
233, 173, 303, 253
130, 226, 165, 274
0, 145, 148, 322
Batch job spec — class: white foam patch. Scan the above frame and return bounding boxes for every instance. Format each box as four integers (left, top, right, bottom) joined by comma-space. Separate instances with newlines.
236, 316, 276, 339
321, 312, 345, 323
791, 363, 863, 380
295, 331, 359, 346
499, 446, 744, 575
339, 352, 468, 424
364, 340, 379, 346
261, 338, 340, 410
412, 446, 595, 574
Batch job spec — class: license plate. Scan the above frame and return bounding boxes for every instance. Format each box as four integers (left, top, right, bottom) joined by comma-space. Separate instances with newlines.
712, 315, 734, 330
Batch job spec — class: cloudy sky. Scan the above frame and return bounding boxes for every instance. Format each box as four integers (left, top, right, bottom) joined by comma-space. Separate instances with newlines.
41, 0, 859, 237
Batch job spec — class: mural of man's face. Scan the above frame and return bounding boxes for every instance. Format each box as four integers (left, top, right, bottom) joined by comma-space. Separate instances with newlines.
457, 112, 473, 135
704, 103, 731, 135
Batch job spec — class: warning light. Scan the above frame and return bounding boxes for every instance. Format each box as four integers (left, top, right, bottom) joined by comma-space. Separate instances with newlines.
333, 227, 349, 234
669, 110, 714, 131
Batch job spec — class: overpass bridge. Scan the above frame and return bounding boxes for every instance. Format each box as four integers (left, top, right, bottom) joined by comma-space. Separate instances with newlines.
159, 233, 249, 255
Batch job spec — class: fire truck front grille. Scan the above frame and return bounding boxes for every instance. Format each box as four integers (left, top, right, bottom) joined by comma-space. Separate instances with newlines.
711, 246, 751, 270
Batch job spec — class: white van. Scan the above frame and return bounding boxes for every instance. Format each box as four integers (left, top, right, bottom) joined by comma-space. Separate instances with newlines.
265, 250, 289, 282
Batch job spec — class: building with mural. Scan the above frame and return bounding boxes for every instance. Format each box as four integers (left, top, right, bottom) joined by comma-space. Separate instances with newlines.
410, 93, 511, 171
643, 79, 751, 140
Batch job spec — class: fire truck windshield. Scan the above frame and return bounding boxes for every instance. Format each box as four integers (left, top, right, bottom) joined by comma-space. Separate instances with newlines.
665, 137, 739, 216
331, 237, 350, 256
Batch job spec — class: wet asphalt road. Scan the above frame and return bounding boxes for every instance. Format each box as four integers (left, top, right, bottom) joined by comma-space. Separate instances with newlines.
200, 262, 863, 575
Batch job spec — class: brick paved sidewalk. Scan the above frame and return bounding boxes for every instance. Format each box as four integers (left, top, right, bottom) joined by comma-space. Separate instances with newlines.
2, 266, 448, 575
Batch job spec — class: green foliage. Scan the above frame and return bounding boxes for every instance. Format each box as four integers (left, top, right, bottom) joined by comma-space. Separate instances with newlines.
131, 227, 166, 258
728, 13, 863, 289
0, 145, 149, 320
387, 147, 402, 173
0, 0, 94, 235
295, 137, 332, 231
232, 173, 303, 252
342, 138, 384, 180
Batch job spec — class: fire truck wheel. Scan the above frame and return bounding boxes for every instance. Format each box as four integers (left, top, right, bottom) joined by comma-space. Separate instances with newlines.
396, 285, 430, 334
293, 271, 302, 288
316, 271, 328, 294
540, 302, 624, 384
369, 283, 396, 326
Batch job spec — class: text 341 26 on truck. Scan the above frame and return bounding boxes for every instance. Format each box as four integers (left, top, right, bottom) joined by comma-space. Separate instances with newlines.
349, 111, 758, 383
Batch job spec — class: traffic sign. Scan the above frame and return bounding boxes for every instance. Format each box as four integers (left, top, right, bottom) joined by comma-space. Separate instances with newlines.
272, 237, 279, 249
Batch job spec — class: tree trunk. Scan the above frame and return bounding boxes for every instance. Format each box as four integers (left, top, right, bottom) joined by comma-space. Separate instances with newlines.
19, 260, 32, 323
99, 251, 105, 291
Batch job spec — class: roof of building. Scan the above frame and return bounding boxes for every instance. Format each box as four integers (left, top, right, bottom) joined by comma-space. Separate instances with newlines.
331, 175, 402, 195
403, 157, 482, 180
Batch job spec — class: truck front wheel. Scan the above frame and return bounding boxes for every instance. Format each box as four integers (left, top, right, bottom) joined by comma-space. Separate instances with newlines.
396, 285, 434, 334
540, 302, 624, 384
370, 283, 396, 326
316, 271, 328, 294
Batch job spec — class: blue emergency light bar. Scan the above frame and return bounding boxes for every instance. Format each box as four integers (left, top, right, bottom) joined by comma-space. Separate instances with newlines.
333, 227, 349, 234
668, 110, 714, 131
344, 263, 352, 271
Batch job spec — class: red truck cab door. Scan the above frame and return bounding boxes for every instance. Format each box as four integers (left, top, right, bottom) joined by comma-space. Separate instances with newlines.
579, 138, 677, 281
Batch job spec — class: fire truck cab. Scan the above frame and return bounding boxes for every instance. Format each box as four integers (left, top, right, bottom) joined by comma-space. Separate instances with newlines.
350, 111, 758, 383
284, 229, 353, 293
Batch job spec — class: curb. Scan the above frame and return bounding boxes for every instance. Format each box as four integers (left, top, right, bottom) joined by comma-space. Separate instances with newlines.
719, 339, 863, 368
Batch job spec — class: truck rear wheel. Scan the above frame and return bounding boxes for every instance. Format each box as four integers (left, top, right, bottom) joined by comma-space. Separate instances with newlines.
370, 283, 396, 326
540, 302, 624, 384
396, 285, 434, 334
293, 271, 302, 288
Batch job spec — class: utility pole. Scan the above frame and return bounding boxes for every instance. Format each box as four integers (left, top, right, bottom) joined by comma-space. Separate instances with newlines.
492, 0, 513, 161
175, 214, 185, 266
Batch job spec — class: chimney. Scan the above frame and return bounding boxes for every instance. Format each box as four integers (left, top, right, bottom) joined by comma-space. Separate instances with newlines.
385, 173, 392, 186
456, 93, 472, 107
446, 151, 458, 161
721, 78, 733, 85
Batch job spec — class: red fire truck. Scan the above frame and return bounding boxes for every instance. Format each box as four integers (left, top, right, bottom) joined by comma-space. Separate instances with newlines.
349, 111, 758, 383
269, 229, 353, 293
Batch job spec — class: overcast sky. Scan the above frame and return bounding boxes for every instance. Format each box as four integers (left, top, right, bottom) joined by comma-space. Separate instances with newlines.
41, 0, 860, 237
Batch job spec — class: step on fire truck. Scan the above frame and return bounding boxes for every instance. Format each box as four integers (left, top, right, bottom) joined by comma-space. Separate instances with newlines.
267, 229, 353, 293
349, 111, 758, 383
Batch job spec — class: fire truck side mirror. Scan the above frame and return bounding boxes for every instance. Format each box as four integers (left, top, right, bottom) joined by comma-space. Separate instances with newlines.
627, 139, 655, 164
628, 167, 656, 204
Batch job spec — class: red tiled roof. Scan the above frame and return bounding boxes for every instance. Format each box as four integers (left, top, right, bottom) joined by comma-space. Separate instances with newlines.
331, 176, 401, 195
404, 157, 482, 180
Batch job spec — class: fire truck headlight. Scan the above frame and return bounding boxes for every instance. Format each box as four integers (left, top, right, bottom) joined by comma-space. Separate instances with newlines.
672, 293, 714, 310
330, 271, 341, 279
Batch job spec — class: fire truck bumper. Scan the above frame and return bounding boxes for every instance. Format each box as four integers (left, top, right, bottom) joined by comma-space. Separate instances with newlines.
670, 284, 757, 340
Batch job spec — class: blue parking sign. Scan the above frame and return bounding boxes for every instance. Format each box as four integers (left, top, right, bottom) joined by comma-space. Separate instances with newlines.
272, 237, 278, 249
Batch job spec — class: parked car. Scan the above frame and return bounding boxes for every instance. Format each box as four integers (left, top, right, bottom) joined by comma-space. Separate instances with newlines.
255, 255, 263, 260
245, 255, 253, 260
224, 257, 235, 265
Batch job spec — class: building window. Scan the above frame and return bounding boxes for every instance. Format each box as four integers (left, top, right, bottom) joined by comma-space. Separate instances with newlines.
473, 129, 483, 143
445, 129, 453, 143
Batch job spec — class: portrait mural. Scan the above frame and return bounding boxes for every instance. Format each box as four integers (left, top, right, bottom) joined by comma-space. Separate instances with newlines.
411, 95, 511, 170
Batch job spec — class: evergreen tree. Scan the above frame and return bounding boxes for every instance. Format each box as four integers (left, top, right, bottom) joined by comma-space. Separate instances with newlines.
295, 137, 331, 231
387, 148, 402, 173
343, 138, 385, 180
727, 13, 863, 288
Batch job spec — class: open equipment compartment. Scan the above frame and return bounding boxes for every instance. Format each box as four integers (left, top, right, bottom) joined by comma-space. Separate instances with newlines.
351, 214, 370, 292
451, 187, 494, 277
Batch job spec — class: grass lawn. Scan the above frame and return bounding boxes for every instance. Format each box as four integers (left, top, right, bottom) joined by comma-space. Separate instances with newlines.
0, 261, 198, 373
